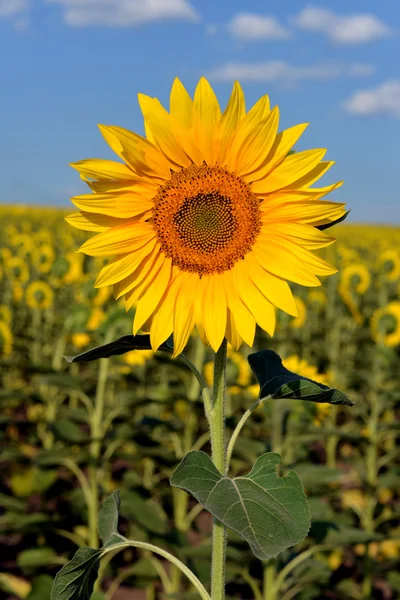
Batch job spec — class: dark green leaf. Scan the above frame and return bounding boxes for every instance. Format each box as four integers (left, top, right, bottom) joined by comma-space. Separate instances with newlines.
51, 420, 86, 444
64, 335, 173, 363
120, 491, 168, 535
97, 489, 125, 547
248, 350, 353, 406
50, 547, 100, 600
26, 575, 53, 600
0, 492, 26, 512
316, 210, 350, 231
171, 451, 311, 560
37, 374, 84, 392
17, 548, 57, 569
326, 528, 383, 546
130, 557, 159, 577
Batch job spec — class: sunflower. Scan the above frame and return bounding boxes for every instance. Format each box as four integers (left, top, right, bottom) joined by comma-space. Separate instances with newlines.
378, 249, 400, 283
370, 301, 400, 347
26, 281, 54, 310
67, 77, 345, 356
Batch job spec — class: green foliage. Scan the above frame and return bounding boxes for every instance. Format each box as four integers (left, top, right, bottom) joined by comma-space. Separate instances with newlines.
50, 547, 100, 600
65, 334, 173, 363
51, 491, 124, 600
248, 349, 354, 405
171, 451, 310, 560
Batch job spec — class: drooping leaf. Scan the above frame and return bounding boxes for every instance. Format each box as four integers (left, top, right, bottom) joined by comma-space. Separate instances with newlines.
316, 210, 350, 231
37, 373, 84, 392
64, 335, 173, 363
248, 350, 353, 406
26, 575, 53, 600
120, 490, 168, 535
51, 420, 86, 444
17, 547, 58, 569
97, 490, 125, 547
170, 451, 311, 560
50, 547, 100, 600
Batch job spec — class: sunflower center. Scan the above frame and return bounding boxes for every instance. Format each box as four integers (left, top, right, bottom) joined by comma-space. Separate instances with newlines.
152, 164, 261, 275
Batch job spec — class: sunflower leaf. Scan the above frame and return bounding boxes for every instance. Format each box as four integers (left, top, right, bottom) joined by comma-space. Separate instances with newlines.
98, 490, 126, 547
50, 547, 101, 600
248, 350, 353, 406
170, 450, 311, 561
51, 491, 124, 600
316, 210, 350, 231
64, 335, 173, 363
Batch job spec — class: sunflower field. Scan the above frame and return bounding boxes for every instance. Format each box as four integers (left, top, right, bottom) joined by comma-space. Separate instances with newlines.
0, 204, 399, 600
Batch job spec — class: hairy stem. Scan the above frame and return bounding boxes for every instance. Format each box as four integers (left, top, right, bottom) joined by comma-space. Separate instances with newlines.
209, 340, 228, 600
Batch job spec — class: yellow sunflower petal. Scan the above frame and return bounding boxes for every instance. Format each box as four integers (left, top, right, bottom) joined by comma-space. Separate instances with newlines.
214, 81, 246, 164
225, 311, 242, 351
170, 78, 193, 131
203, 275, 227, 352
79, 222, 155, 257
94, 240, 158, 288
252, 238, 321, 287
149, 270, 182, 350
234, 261, 276, 336
286, 161, 335, 191
124, 253, 165, 310
245, 123, 309, 183
261, 198, 346, 225
172, 275, 197, 357
251, 149, 327, 195
70, 159, 135, 181
138, 94, 191, 168
245, 253, 298, 316
65, 212, 132, 232
223, 94, 270, 169
193, 77, 221, 165
194, 278, 210, 346
133, 258, 172, 334
236, 106, 280, 176
260, 233, 337, 277
261, 222, 335, 250
71, 191, 154, 218
116, 245, 163, 301
223, 270, 256, 346
98, 125, 171, 181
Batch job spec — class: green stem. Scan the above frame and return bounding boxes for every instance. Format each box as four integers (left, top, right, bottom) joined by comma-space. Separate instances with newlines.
89, 350, 110, 552
100, 540, 211, 600
209, 339, 228, 600
225, 395, 272, 473
264, 561, 276, 600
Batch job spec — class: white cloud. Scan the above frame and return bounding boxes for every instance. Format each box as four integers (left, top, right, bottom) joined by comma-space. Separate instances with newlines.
0, 0, 28, 18
228, 12, 290, 41
208, 60, 374, 87
46, 0, 200, 27
344, 80, 400, 118
293, 5, 392, 45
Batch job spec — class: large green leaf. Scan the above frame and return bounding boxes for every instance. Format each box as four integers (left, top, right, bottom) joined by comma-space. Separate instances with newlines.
248, 350, 353, 406
97, 490, 125, 547
64, 335, 173, 363
50, 547, 100, 600
51, 491, 123, 600
51, 420, 86, 444
170, 451, 310, 560
17, 548, 58, 569
26, 575, 53, 600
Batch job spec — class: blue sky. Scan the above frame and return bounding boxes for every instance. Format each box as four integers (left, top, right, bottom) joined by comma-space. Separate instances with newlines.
0, 0, 399, 223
